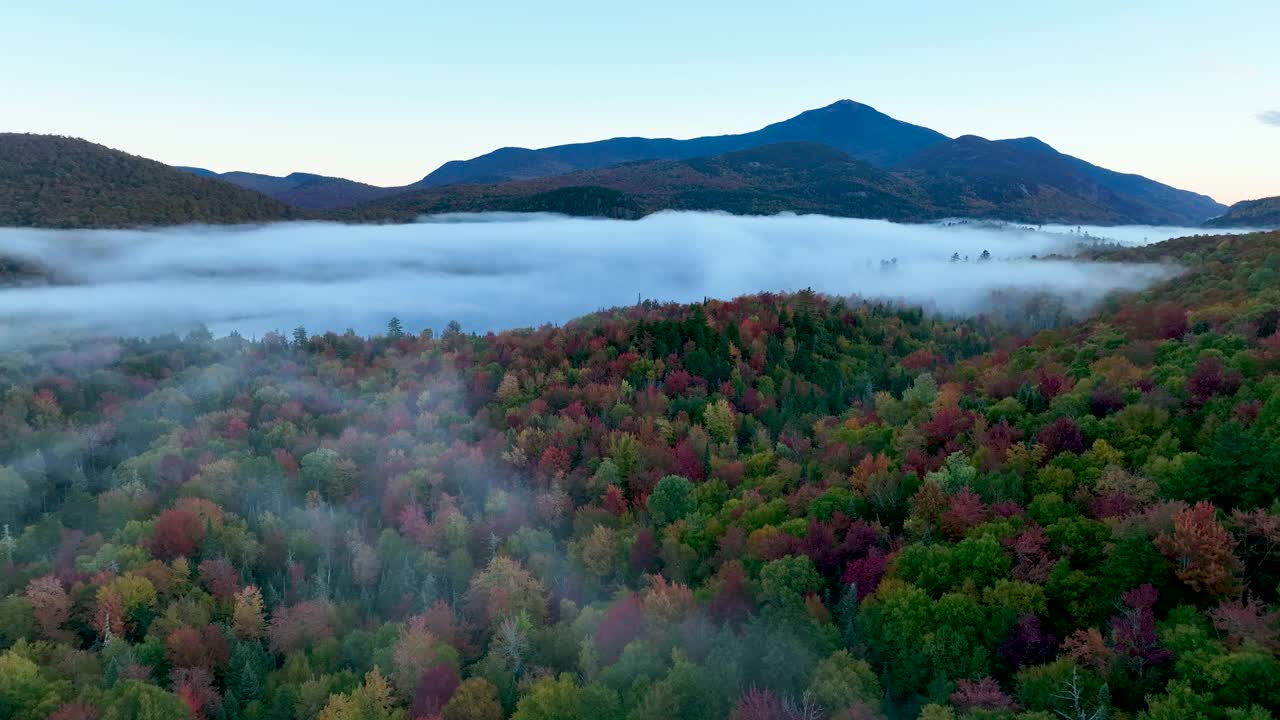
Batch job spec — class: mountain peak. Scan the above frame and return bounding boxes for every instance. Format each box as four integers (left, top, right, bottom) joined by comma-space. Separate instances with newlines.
1000, 136, 1059, 155
812, 99, 877, 114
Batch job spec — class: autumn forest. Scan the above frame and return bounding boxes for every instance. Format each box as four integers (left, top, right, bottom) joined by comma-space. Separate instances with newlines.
0, 224, 1276, 720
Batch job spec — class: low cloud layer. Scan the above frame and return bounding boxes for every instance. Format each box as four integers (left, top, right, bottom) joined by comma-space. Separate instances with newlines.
1260, 110, 1280, 127
0, 213, 1230, 348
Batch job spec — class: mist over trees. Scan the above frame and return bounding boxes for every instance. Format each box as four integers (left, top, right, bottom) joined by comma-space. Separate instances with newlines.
0, 213, 1201, 347
0, 229, 1278, 718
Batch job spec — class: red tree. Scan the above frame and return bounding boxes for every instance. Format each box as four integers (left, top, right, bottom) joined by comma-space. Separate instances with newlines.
595, 593, 645, 662
940, 488, 988, 539
1109, 585, 1171, 676
267, 600, 334, 655
842, 548, 888, 601
1036, 416, 1084, 457
1155, 501, 1243, 597
1011, 524, 1055, 583
921, 406, 973, 449
151, 506, 207, 559
26, 575, 71, 641
1187, 356, 1239, 403
951, 677, 1018, 713
173, 667, 221, 719
630, 529, 658, 575
709, 560, 753, 625
198, 559, 239, 601
730, 688, 784, 720
1210, 596, 1280, 651
411, 663, 461, 718
166, 625, 230, 672
603, 485, 628, 516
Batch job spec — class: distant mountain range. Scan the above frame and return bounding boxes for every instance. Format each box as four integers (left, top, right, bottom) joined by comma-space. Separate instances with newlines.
176, 168, 406, 210
0, 100, 1248, 228
1204, 196, 1280, 228
334, 138, 1227, 226
173, 100, 1226, 225
177, 100, 948, 210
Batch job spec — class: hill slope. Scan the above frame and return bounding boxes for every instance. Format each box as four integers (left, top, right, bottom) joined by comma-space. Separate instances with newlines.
0, 134, 300, 228
417, 99, 950, 186
177, 168, 405, 210
896, 135, 1225, 225
1204, 195, 1280, 228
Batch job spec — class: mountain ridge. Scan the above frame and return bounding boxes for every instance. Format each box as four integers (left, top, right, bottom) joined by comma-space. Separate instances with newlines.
895, 134, 1224, 225
167, 99, 1224, 224
1204, 195, 1280, 228
339, 140, 1221, 226
175, 168, 407, 210
416, 100, 950, 187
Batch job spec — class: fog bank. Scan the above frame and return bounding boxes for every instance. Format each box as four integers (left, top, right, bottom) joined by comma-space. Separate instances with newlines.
0, 213, 1200, 347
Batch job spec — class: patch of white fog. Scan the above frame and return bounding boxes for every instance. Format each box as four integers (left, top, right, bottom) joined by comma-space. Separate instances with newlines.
0, 212, 1239, 348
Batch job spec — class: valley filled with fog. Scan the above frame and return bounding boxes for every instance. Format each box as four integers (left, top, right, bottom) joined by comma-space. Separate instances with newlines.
0, 212, 1243, 347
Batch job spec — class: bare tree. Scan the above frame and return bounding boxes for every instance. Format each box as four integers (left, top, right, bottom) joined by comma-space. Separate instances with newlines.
782, 691, 824, 720
495, 615, 530, 678
1052, 666, 1110, 720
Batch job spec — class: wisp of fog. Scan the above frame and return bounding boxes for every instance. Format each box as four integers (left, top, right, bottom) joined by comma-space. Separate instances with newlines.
0, 212, 1214, 347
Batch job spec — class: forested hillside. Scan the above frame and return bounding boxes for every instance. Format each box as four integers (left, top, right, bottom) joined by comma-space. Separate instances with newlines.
896, 136, 1225, 226
1205, 196, 1280, 229
0, 135, 300, 228
0, 231, 1278, 720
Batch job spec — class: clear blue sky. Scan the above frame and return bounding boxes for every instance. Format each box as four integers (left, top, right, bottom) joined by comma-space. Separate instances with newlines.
4, 1, 1277, 204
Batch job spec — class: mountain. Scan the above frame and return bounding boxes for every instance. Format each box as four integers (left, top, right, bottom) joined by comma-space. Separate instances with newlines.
342, 142, 942, 222
176, 168, 405, 210
0, 134, 300, 228
998, 137, 1225, 224
340, 140, 1222, 226
1204, 196, 1280, 228
164, 100, 1220, 226
417, 100, 950, 186
895, 135, 1226, 225
3, 102, 1228, 227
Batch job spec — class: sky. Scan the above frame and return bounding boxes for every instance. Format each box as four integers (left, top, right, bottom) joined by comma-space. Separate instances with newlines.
3, 1, 1277, 204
